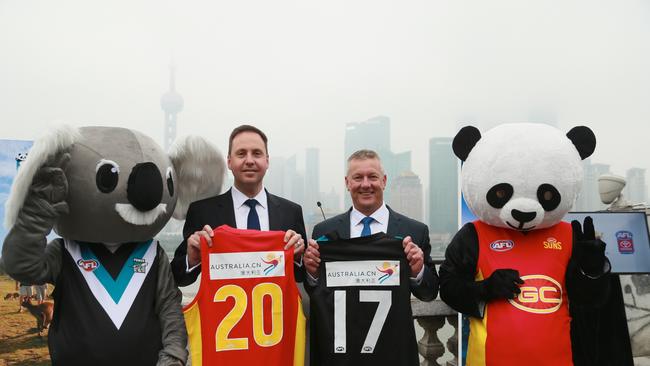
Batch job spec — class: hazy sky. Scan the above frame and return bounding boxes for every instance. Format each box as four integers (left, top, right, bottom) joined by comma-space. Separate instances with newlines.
1, 0, 649, 199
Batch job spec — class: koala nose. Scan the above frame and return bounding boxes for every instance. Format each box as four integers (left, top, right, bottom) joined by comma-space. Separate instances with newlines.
511, 209, 536, 224
127, 162, 163, 212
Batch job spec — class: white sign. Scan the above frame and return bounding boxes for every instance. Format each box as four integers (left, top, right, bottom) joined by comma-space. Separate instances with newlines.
209, 251, 285, 280
325, 260, 400, 287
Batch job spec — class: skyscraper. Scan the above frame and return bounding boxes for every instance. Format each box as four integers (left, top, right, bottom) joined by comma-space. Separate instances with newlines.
625, 167, 647, 204
305, 148, 320, 214
266, 156, 288, 198
389, 171, 423, 222
160, 63, 184, 152
428, 137, 458, 236
574, 159, 610, 211
343, 116, 411, 207
286, 155, 305, 207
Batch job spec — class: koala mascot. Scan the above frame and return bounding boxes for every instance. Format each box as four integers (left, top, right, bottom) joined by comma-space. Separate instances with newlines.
2, 126, 225, 366
440, 123, 612, 366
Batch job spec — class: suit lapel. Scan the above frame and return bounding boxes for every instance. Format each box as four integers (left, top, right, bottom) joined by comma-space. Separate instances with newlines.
218, 189, 237, 228
386, 206, 402, 237
340, 209, 352, 238
267, 190, 282, 230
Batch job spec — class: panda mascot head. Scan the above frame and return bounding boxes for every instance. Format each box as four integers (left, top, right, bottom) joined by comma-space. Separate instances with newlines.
452, 123, 596, 230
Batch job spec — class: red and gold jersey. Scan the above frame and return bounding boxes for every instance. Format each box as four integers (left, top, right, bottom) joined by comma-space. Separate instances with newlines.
183, 225, 306, 366
468, 220, 573, 366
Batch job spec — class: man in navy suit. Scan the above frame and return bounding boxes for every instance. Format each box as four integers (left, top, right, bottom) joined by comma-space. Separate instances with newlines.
171, 125, 306, 286
304, 149, 438, 301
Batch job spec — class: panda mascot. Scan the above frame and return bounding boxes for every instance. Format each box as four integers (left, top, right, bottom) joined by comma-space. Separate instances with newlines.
440, 123, 612, 366
2, 126, 225, 366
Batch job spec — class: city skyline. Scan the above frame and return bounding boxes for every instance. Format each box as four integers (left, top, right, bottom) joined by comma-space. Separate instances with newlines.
1, 0, 649, 216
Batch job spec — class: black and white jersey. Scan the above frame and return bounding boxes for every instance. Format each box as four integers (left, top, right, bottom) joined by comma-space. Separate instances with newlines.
48, 239, 163, 366
310, 233, 419, 366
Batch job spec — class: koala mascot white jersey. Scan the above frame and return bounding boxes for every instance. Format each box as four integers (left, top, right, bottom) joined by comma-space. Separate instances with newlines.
439, 123, 616, 366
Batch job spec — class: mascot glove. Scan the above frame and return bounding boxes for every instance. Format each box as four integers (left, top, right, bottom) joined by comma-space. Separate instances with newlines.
15, 152, 70, 233
477, 269, 524, 301
31, 152, 70, 205
156, 353, 185, 366
571, 217, 607, 276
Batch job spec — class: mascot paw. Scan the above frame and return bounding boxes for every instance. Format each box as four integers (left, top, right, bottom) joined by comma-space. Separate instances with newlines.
480, 268, 524, 301
156, 354, 184, 366
571, 217, 606, 276
31, 152, 70, 205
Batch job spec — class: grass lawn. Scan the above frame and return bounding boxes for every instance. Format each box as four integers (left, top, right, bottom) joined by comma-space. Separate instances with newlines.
0, 275, 52, 366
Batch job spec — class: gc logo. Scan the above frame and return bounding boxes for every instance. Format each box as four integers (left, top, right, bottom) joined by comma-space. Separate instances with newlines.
507, 275, 562, 314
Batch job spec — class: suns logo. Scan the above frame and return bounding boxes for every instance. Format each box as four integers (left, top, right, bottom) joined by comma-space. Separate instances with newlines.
508, 275, 563, 314
543, 237, 562, 250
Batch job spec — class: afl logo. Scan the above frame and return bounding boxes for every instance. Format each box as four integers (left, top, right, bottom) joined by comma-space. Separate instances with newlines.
490, 240, 514, 252
77, 259, 98, 272
616, 231, 635, 254
508, 275, 562, 314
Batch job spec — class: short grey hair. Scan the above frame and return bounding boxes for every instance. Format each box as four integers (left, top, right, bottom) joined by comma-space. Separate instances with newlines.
346, 149, 385, 174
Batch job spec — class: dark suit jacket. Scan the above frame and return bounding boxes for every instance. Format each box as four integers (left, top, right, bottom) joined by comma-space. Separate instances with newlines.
310, 206, 439, 301
171, 189, 307, 286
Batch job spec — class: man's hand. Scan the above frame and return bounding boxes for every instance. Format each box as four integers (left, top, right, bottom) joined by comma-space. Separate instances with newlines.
187, 225, 214, 268
402, 236, 424, 277
283, 230, 305, 256
304, 239, 321, 278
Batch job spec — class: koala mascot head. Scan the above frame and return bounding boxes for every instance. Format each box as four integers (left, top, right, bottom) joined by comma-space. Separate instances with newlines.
4, 125, 225, 243
453, 123, 596, 231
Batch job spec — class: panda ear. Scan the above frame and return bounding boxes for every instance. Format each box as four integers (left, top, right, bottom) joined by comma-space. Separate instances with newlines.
452, 126, 481, 161
566, 126, 596, 160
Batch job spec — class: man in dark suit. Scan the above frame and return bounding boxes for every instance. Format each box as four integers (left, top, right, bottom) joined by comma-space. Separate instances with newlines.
304, 149, 438, 301
171, 125, 306, 286
304, 150, 439, 301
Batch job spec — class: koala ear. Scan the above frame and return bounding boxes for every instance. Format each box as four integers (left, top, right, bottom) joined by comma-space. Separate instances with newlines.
169, 135, 225, 220
452, 126, 481, 161
4, 124, 80, 229
566, 126, 596, 160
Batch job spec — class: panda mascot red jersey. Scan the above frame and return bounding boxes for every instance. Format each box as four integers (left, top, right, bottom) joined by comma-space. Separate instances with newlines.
439, 123, 613, 366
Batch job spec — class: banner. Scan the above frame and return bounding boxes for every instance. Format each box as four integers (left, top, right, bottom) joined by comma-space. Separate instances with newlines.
0, 140, 33, 251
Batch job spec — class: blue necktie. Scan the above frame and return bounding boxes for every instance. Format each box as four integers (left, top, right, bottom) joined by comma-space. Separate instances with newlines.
360, 216, 374, 237
244, 199, 261, 230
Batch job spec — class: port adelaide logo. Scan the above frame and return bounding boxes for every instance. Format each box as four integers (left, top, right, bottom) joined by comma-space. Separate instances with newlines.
490, 240, 515, 252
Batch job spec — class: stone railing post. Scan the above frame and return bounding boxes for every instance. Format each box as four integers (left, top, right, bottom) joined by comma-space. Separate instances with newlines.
446, 314, 459, 366
412, 298, 458, 366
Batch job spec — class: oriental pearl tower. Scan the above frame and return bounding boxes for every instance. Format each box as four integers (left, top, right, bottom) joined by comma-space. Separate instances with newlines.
160, 63, 184, 152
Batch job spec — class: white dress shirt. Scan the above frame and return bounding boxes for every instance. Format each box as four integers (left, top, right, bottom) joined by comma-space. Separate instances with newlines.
231, 185, 269, 231
349, 203, 389, 237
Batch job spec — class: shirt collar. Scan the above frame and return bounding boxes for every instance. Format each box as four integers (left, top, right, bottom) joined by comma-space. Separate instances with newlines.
231, 185, 267, 209
351, 202, 388, 226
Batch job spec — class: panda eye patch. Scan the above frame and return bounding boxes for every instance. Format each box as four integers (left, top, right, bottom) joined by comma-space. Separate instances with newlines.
537, 184, 561, 211
95, 159, 119, 193
486, 183, 513, 208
